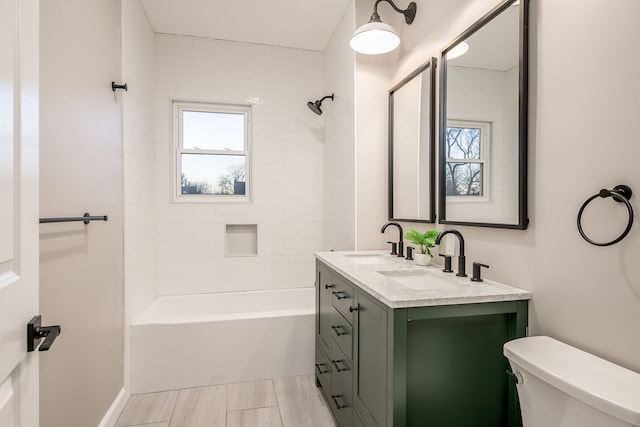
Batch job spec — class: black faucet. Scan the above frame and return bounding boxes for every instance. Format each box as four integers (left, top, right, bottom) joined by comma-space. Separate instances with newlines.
435, 229, 467, 277
381, 222, 404, 258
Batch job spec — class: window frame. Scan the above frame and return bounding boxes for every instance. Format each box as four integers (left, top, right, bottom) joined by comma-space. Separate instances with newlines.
444, 119, 491, 202
171, 101, 252, 203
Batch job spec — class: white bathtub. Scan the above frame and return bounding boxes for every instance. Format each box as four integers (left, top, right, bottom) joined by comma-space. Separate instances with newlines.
131, 288, 315, 394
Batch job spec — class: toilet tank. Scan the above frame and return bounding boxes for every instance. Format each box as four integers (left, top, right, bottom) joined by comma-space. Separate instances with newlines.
504, 336, 640, 427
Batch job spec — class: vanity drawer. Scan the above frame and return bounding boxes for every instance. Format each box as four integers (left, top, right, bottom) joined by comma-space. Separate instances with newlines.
315, 345, 332, 394
329, 309, 352, 360
330, 343, 353, 427
332, 275, 356, 324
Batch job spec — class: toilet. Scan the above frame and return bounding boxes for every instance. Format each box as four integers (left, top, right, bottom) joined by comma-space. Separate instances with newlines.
504, 336, 640, 427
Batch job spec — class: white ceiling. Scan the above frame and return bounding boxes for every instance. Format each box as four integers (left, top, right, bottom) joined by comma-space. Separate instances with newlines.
140, 0, 351, 51
449, 5, 520, 71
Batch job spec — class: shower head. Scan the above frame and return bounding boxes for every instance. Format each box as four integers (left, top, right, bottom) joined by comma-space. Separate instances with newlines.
307, 101, 322, 115
307, 93, 334, 115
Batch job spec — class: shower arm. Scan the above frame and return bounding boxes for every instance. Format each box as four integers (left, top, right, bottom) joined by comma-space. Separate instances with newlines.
318, 94, 334, 103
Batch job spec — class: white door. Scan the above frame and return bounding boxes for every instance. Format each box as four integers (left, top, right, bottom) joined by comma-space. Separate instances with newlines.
0, 0, 40, 425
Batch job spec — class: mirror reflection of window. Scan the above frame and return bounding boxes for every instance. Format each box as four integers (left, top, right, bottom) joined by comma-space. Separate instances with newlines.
445, 120, 490, 198
439, 0, 528, 228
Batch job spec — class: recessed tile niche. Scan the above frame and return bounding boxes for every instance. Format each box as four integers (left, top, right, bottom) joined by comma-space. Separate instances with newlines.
225, 224, 258, 257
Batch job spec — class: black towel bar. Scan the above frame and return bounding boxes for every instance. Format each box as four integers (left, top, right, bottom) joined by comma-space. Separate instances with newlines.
39, 212, 108, 225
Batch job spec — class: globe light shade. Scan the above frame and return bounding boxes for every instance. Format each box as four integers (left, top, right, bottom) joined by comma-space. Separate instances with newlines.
350, 21, 400, 55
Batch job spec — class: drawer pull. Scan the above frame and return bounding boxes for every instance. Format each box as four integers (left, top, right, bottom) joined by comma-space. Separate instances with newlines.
325, 284, 335, 289
331, 359, 348, 373
349, 306, 359, 312
331, 325, 347, 336
331, 394, 347, 410
315, 363, 330, 375
332, 291, 348, 300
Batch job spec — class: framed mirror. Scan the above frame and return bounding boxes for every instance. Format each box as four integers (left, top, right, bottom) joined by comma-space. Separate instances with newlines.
439, 0, 529, 229
389, 58, 436, 223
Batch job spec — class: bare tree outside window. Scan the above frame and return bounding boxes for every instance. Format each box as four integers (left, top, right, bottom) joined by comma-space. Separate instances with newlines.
181, 173, 213, 194
217, 163, 246, 195
445, 121, 489, 197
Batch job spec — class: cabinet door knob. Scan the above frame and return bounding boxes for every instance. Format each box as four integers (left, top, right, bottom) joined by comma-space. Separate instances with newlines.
325, 284, 335, 289
349, 306, 359, 312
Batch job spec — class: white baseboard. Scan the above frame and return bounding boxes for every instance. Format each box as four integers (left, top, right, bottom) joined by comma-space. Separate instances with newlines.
98, 387, 129, 427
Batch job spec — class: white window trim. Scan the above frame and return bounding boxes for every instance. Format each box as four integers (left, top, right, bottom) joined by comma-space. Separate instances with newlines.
171, 101, 252, 203
445, 119, 491, 203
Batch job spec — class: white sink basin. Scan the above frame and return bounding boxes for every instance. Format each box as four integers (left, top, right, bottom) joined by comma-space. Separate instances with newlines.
377, 269, 463, 291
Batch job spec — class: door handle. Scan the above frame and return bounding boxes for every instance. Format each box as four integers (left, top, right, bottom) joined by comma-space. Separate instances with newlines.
27, 315, 62, 352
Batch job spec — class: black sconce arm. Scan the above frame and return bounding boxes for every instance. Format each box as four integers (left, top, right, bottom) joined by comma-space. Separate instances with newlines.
373, 0, 417, 24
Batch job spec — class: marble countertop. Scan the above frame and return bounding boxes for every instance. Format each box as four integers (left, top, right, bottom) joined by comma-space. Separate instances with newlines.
315, 250, 531, 309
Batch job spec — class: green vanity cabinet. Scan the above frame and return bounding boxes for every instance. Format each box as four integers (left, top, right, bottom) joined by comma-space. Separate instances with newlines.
316, 262, 356, 423
353, 290, 388, 426
352, 412, 366, 427
398, 303, 527, 426
317, 262, 335, 356
331, 343, 353, 426
315, 259, 528, 427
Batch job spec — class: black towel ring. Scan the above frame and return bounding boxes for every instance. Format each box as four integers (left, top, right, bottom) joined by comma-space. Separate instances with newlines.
577, 184, 634, 246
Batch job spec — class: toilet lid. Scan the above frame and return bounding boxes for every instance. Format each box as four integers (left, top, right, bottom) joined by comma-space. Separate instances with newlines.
504, 336, 640, 426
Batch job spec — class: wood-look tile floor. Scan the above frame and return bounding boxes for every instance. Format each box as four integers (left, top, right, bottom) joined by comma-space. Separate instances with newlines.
116, 375, 337, 427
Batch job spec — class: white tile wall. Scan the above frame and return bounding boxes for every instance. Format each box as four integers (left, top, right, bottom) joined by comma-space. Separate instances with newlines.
323, 2, 356, 251
123, 0, 156, 322
122, 0, 156, 390
154, 34, 324, 295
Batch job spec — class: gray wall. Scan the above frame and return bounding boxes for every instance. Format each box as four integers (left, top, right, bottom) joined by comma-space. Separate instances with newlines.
39, 0, 124, 425
353, 0, 640, 372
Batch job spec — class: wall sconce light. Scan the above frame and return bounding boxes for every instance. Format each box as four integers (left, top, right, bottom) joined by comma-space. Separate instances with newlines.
350, 0, 417, 55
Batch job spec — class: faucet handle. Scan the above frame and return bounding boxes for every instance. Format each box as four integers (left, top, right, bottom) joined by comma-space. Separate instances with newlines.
405, 246, 414, 261
471, 262, 490, 282
387, 241, 398, 255
439, 254, 453, 273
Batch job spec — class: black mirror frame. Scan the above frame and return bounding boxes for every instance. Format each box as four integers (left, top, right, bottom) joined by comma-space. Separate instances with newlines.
438, 0, 529, 230
388, 57, 437, 223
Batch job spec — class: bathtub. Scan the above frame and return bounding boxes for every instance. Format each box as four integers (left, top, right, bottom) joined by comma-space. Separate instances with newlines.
131, 287, 315, 394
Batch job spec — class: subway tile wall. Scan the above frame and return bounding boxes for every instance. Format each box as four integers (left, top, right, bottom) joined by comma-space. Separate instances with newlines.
154, 34, 325, 295
322, 3, 356, 251
123, 0, 157, 324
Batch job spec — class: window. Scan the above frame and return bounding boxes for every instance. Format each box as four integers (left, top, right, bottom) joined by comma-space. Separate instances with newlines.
444, 120, 490, 198
173, 102, 251, 202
